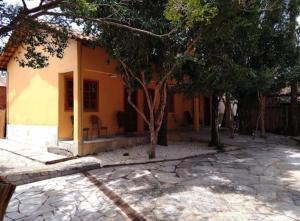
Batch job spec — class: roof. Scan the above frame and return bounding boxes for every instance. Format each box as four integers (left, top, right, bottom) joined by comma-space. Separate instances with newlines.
0, 24, 92, 71
0, 41, 18, 70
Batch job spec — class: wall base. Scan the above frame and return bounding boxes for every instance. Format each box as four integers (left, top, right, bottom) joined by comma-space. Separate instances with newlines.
7, 124, 58, 147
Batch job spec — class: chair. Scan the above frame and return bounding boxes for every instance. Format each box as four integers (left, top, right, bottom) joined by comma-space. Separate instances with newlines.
117, 111, 126, 133
0, 180, 16, 220
90, 115, 108, 138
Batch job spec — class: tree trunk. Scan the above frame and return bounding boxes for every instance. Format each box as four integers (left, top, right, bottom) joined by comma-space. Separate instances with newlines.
289, 82, 298, 136
149, 128, 157, 159
157, 87, 168, 146
209, 94, 220, 147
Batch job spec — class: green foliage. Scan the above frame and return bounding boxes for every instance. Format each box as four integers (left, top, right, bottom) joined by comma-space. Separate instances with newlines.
177, 0, 298, 100
83, 0, 187, 88
164, 0, 218, 27
0, 0, 75, 68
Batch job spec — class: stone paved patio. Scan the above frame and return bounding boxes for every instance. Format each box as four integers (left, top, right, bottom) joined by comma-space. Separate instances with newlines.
4, 173, 127, 221
0, 149, 101, 185
0, 139, 70, 164
4, 144, 300, 221
2, 129, 297, 185
0, 138, 236, 185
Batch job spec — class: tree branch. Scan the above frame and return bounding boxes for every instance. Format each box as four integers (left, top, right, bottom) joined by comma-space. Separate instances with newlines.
40, 11, 177, 38
140, 72, 154, 112
21, 0, 28, 11
0, 0, 65, 37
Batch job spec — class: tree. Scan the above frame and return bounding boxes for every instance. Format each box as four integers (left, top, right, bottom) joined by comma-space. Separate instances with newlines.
234, 0, 299, 137
285, 0, 300, 136
81, 0, 216, 158
0, 0, 175, 69
173, 0, 292, 145
175, 0, 248, 148
0, 0, 72, 68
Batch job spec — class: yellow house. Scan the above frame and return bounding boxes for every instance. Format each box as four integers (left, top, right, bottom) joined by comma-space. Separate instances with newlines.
0, 38, 210, 156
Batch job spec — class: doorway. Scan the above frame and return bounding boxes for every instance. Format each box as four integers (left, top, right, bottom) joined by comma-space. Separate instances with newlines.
124, 89, 138, 133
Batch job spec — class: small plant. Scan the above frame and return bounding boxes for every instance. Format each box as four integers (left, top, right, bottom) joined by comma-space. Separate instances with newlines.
148, 151, 155, 159
216, 143, 225, 152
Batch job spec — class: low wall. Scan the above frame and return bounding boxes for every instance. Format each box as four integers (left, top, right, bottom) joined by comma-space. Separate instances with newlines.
7, 124, 58, 147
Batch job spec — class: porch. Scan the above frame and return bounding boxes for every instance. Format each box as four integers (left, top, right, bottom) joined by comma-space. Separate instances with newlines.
58, 135, 148, 156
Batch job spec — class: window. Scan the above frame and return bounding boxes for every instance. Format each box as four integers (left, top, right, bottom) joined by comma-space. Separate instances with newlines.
64, 78, 99, 112
168, 93, 175, 113
65, 78, 73, 111
84, 80, 99, 112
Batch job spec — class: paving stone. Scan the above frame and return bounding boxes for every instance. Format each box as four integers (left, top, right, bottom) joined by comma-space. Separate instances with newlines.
224, 173, 260, 185
109, 168, 135, 179
274, 202, 300, 220
158, 165, 176, 173
219, 167, 249, 174
154, 172, 182, 184
5, 211, 28, 220
126, 169, 152, 179
234, 185, 256, 195
210, 212, 248, 221
250, 166, 265, 176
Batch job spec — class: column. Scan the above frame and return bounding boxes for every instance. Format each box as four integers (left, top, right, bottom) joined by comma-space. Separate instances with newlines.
73, 42, 83, 156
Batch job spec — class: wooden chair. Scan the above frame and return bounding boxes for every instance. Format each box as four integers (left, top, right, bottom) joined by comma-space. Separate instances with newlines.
0, 181, 16, 221
90, 115, 108, 138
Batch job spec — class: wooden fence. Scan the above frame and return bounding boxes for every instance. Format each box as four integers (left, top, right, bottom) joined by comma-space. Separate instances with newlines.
250, 95, 300, 134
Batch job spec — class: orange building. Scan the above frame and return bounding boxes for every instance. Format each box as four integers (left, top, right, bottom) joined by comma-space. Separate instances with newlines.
0, 38, 209, 156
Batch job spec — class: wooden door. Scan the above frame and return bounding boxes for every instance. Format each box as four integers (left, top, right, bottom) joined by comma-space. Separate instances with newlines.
124, 90, 138, 133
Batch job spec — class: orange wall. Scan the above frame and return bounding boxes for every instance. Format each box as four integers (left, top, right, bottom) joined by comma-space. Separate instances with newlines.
59, 46, 125, 139
168, 93, 193, 129
81, 47, 124, 137
79, 46, 195, 135
7, 40, 78, 126
8, 40, 202, 139
83, 72, 124, 137
142, 82, 194, 130
78, 46, 194, 136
